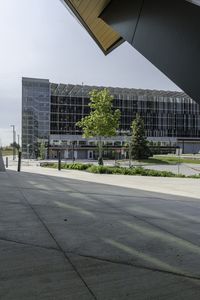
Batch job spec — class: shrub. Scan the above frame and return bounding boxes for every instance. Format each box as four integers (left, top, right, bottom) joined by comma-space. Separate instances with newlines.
61, 163, 92, 170
41, 162, 92, 170
40, 162, 57, 168
41, 162, 193, 178
86, 165, 181, 177
98, 157, 104, 166
188, 174, 200, 179
87, 165, 113, 174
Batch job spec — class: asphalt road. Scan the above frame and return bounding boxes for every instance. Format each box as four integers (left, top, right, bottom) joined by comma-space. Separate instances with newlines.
0, 170, 200, 299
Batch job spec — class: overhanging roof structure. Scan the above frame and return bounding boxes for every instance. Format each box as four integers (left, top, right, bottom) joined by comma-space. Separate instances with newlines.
60, 0, 124, 54
61, 0, 200, 104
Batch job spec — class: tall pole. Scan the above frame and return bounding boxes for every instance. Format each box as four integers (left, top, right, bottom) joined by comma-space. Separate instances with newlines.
72, 141, 75, 163
129, 140, 132, 168
27, 144, 30, 160
81, 82, 84, 119
58, 150, 61, 171
10, 125, 16, 160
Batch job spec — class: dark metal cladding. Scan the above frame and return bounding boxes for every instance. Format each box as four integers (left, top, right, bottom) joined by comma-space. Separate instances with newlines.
100, 0, 144, 44
100, 0, 200, 104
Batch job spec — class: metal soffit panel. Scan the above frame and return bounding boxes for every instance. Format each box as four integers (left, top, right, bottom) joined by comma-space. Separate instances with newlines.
61, 0, 124, 54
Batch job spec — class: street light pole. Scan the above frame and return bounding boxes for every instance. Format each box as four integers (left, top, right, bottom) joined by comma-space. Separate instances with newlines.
81, 82, 84, 119
128, 139, 132, 168
17, 134, 20, 147
72, 141, 75, 163
10, 125, 16, 160
27, 144, 30, 160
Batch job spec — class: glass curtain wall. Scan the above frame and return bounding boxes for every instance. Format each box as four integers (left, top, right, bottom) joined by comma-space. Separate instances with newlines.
22, 78, 50, 158
50, 84, 200, 138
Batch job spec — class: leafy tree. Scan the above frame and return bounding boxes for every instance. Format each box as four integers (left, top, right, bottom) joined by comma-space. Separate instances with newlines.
130, 114, 151, 160
39, 141, 46, 160
76, 89, 121, 165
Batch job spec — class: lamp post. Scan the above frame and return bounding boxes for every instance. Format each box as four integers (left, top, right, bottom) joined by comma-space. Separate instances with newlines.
81, 82, 84, 119
27, 144, 29, 160
17, 134, 20, 147
10, 125, 16, 160
72, 141, 75, 163
176, 146, 181, 175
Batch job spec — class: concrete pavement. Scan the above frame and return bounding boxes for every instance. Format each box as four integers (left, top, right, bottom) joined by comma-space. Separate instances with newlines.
0, 168, 200, 299
7, 163, 200, 199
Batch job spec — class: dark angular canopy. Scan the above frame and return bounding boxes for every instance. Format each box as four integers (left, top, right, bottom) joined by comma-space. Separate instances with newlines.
61, 0, 200, 104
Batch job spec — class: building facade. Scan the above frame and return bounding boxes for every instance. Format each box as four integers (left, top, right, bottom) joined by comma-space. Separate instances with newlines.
22, 77, 200, 159
22, 78, 50, 158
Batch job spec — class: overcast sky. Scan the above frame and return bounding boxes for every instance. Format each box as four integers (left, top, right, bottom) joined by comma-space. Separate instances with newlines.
0, 0, 181, 146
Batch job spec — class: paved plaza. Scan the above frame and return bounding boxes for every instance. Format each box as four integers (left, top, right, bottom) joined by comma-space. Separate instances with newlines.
0, 164, 200, 299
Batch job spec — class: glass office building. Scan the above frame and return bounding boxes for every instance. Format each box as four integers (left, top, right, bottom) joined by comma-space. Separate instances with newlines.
22, 78, 200, 158
22, 78, 50, 158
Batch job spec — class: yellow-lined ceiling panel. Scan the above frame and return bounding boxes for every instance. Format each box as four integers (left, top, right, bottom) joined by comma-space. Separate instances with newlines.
61, 0, 124, 54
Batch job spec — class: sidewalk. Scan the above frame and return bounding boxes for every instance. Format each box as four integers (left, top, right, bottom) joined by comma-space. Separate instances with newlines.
7, 164, 200, 199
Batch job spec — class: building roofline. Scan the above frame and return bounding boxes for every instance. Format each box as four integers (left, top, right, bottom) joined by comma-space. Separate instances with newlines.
50, 82, 191, 99
22, 77, 49, 83
22, 77, 191, 99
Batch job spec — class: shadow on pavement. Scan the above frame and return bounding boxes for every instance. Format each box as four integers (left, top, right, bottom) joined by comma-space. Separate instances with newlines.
0, 170, 200, 299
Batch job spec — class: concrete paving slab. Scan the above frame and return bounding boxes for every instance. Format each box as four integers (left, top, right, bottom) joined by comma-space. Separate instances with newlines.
32, 205, 200, 278
21, 188, 114, 213
8, 171, 200, 277
8, 164, 200, 199
0, 193, 58, 250
68, 254, 200, 300
1, 169, 200, 299
0, 240, 93, 300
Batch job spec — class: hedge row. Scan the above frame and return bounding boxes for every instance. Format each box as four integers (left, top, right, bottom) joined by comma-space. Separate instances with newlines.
40, 162, 92, 170
86, 165, 187, 177
39, 162, 199, 178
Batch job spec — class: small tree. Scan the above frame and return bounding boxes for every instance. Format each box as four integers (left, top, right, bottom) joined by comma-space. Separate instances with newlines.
39, 141, 46, 160
131, 114, 151, 160
76, 89, 121, 165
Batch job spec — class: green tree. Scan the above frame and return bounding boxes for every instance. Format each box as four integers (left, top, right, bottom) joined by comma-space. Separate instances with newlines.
76, 89, 121, 165
39, 141, 46, 160
130, 114, 151, 160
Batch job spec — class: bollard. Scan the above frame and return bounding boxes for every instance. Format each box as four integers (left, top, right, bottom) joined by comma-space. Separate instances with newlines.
6, 157, 8, 168
18, 151, 22, 172
58, 151, 61, 171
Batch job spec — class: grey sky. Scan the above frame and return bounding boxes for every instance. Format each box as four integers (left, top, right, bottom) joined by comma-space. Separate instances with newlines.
0, 0, 180, 146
